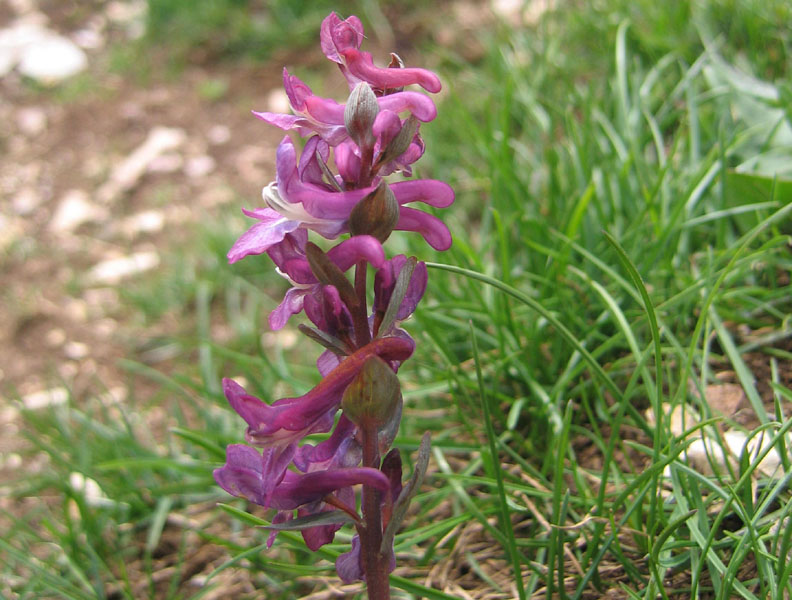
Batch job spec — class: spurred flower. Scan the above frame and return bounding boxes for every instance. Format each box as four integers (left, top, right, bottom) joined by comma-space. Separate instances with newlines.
222, 336, 414, 449
214, 444, 390, 510
320, 13, 441, 93
252, 69, 437, 145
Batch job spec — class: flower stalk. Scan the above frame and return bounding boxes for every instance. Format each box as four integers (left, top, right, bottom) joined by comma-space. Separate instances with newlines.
214, 12, 451, 598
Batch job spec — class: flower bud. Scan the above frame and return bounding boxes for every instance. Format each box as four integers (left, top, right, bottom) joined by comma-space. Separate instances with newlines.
344, 82, 378, 148
341, 356, 401, 429
348, 180, 399, 243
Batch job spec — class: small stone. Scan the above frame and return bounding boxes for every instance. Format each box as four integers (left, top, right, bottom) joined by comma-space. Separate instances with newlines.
18, 34, 88, 84
50, 189, 107, 232
97, 127, 186, 203
147, 153, 183, 173
0, 453, 22, 470
16, 106, 47, 136
121, 210, 165, 236
184, 154, 215, 178
207, 124, 230, 145
22, 387, 69, 410
64, 341, 89, 360
0, 23, 48, 77
69, 472, 113, 507
72, 28, 104, 50
45, 328, 66, 347
0, 406, 20, 425
86, 251, 160, 284
11, 187, 40, 215
94, 318, 118, 338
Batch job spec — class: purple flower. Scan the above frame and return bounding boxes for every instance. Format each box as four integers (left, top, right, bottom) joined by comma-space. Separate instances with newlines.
214, 444, 389, 511
227, 137, 454, 267
222, 335, 414, 449
320, 13, 441, 93
252, 69, 438, 146
373, 255, 428, 326
267, 233, 386, 330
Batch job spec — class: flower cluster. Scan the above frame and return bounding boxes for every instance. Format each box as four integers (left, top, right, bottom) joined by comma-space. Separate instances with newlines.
214, 13, 451, 592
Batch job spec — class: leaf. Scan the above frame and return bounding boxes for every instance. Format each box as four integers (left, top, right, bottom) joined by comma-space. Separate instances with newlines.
297, 324, 350, 356
377, 256, 417, 337
170, 427, 227, 460
305, 242, 358, 308
259, 510, 354, 531
381, 431, 431, 554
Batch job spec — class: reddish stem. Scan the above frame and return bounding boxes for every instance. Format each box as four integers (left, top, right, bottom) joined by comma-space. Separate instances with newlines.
360, 420, 390, 600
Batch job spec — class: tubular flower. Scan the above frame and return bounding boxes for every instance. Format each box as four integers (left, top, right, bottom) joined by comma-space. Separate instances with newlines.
216, 11, 451, 588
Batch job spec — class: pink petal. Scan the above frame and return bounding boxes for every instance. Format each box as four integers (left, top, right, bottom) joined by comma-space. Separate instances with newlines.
227, 208, 300, 264
396, 206, 453, 251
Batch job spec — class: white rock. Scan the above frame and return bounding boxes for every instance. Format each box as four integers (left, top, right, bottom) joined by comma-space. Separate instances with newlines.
184, 154, 215, 178
723, 429, 783, 478
0, 453, 22, 470
18, 34, 88, 84
86, 251, 160, 284
121, 210, 165, 236
22, 387, 69, 410
16, 106, 47, 136
12, 187, 41, 215
147, 153, 183, 173
207, 124, 230, 145
50, 189, 107, 232
69, 472, 114, 507
72, 28, 104, 50
0, 23, 49, 77
97, 126, 186, 203
45, 327, 67, 347
64, 341, 89, 360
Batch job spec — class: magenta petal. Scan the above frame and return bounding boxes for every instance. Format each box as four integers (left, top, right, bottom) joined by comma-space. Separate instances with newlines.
227, 337, 413, 449
391, 179, 455, 208
213, 444, 266, 504
334, 140, 361, 183
341, 49, 442, 93
298, 136, 331, 185
336, 535, 364, 583
296, 183, 373, 219
271, 466, 389, 510
303, 95, 345, 125
269, 287, 310, 330
267, 510, 292, 548
373, 110, 402, 146
377, 91, 437, 122
316, 349, 341, 376
396, 206, 453, 251
374, 255, 428, 320
300, 502, 343, 550
227, 209, 300, 264
321, 13, 364, 63
282, 68, 313, 110
252, 111, 302, 131
326, 235, 386, 272
260, 443, 297, 504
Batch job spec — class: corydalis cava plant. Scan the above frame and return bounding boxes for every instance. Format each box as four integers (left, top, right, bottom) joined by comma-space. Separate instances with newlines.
214, 12, 452, 599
